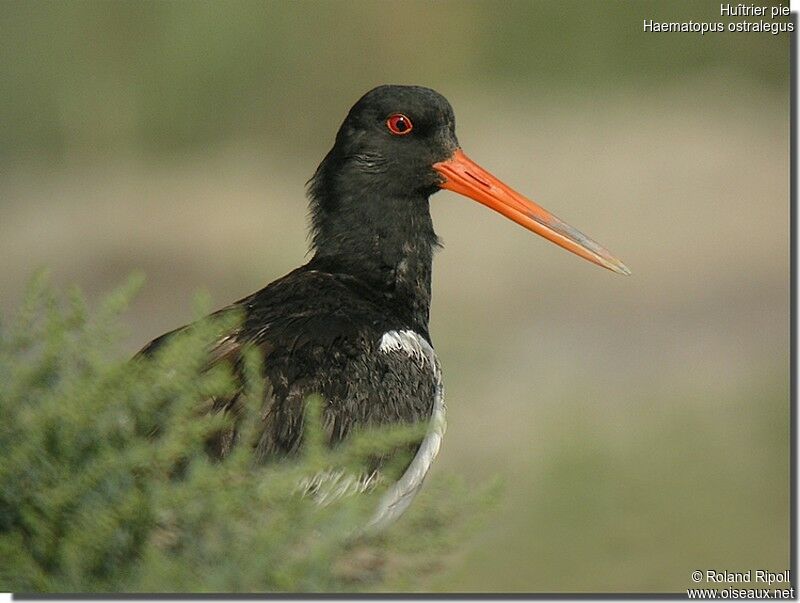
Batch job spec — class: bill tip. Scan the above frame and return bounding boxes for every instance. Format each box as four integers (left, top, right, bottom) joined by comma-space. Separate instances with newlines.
614, 261, 632, 276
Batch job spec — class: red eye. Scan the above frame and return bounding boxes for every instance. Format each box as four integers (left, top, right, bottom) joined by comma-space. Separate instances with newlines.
386, 113, 413, 135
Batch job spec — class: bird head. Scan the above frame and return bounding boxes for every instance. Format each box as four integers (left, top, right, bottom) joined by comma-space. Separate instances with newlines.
312, 84, 630, 275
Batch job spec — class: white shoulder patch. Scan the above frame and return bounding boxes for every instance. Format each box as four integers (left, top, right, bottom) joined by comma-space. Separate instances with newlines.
378, 329, 436, 368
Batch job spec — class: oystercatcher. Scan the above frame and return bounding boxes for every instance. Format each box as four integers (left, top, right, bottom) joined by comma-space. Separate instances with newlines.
139, 85, 629, 529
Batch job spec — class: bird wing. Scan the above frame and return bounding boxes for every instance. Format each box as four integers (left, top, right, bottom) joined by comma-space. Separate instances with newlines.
135, 270, 382, 457
134, 268, 438, 513
134, 304, 253, 458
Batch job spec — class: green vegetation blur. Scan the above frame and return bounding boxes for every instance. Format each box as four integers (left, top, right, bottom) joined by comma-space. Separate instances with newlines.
0, 0, 790, 593
0, 275, 491, 592
0, 0, 788, 164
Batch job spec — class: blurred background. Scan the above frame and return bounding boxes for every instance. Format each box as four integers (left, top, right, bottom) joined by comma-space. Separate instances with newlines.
0, 0, 789, 593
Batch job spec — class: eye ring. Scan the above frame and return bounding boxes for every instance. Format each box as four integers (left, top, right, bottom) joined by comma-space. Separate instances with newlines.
386, 113, 413, 136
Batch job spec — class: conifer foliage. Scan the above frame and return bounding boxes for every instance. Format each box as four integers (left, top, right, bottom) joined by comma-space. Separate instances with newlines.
0, 274, 491, 593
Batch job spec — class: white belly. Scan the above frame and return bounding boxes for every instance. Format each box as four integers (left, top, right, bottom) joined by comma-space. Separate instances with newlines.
366, 330, 446, 531
297, 330, 446, 530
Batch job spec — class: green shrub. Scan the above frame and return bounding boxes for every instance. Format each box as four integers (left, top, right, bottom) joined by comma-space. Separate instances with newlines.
0, 273, 496, 593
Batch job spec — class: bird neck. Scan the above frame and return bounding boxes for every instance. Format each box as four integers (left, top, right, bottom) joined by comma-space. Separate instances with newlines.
308, 189, 438, 334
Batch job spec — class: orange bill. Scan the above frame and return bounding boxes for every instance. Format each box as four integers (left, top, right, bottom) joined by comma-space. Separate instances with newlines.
433, 149, 631, 276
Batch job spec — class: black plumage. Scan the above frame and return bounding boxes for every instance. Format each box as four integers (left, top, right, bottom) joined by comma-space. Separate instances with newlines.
138, 84, 628, 524
139, 86, 454, 466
